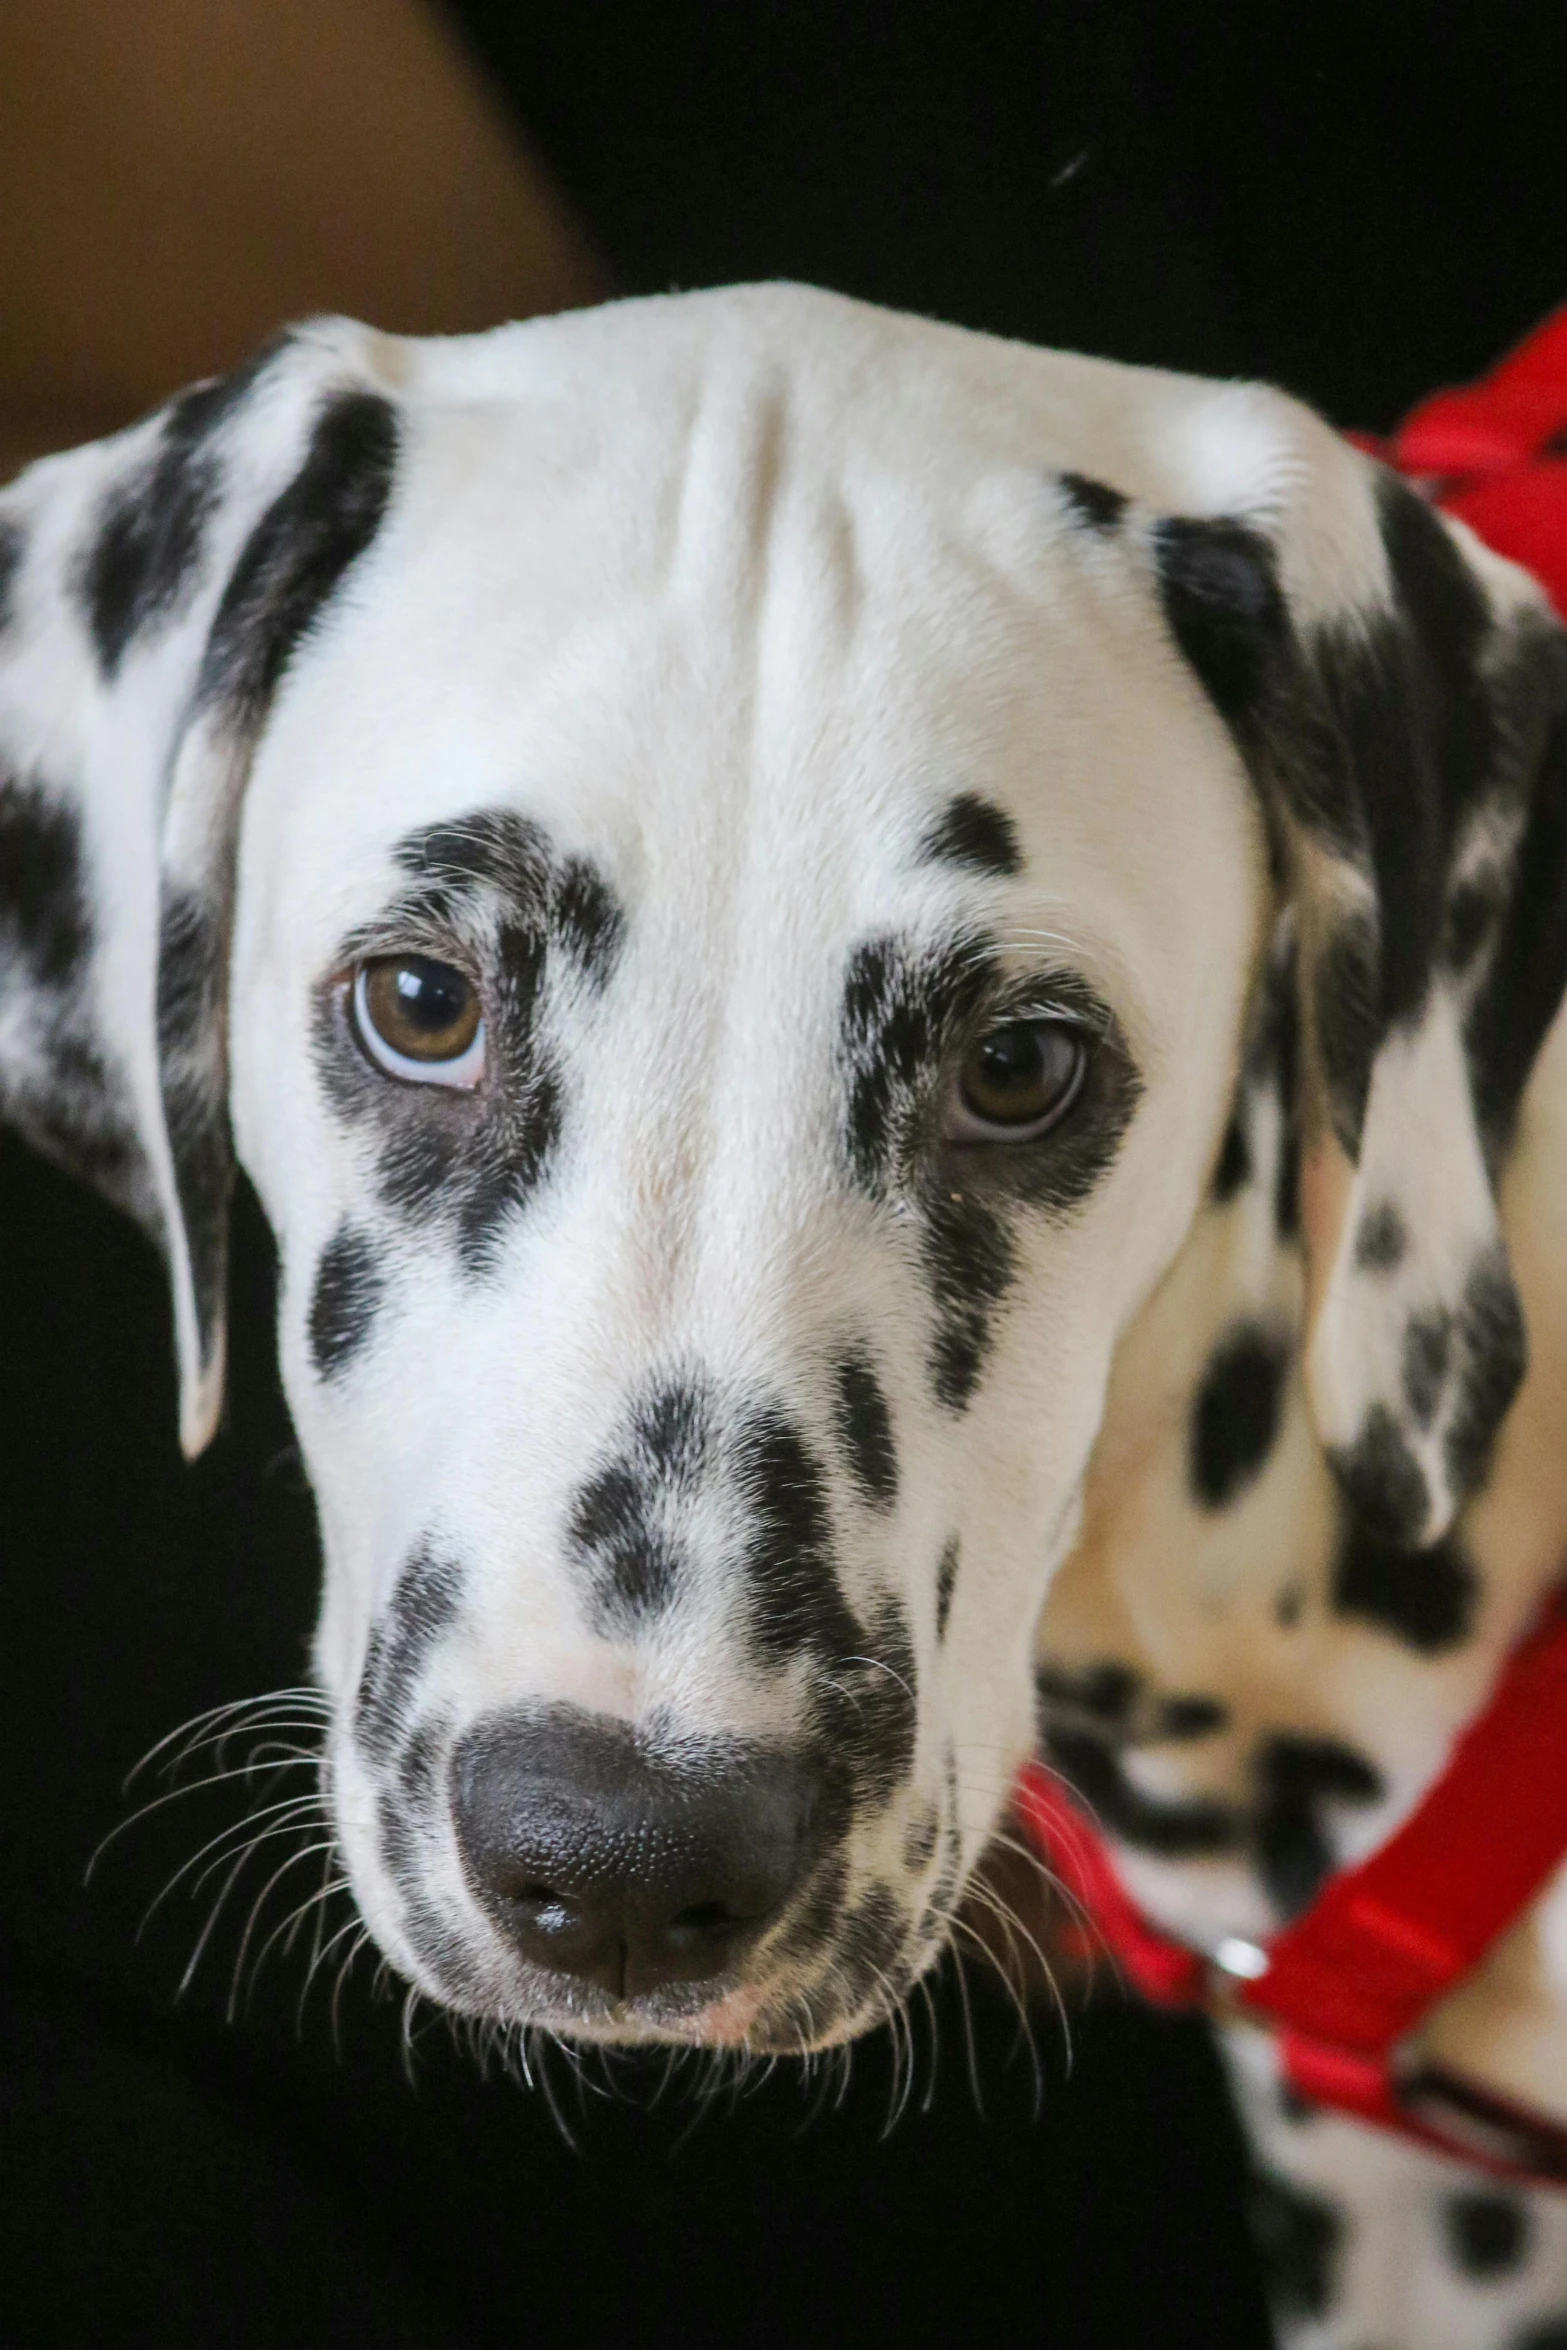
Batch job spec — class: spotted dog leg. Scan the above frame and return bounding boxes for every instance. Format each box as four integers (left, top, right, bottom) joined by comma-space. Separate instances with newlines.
1221, 2024, 1567, 2350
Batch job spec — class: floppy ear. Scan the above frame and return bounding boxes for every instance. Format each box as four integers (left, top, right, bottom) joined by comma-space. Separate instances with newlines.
1152, 422, 1567, 1548
0, 322, 401, 1456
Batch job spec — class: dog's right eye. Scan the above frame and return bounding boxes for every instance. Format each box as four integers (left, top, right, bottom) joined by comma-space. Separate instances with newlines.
351, 957, 485, 1088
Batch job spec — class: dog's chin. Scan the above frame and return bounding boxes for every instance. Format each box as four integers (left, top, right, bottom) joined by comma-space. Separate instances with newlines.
373, 1916, 934, 2056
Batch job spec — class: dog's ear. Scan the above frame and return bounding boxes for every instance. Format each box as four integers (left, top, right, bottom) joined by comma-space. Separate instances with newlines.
1150, 419, 1567, 1548
0, 324, 401, 1455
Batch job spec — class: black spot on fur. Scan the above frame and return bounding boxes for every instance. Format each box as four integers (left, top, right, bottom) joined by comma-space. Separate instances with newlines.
1464, 620, 1567, 1153
1355, 1200, 1408, 1271
1311, 913, 1381, 1155
924, 1187, 1017, 1408
0, 515, 23, 631
1154, 514, 1288, 741
834, 1353, 898, 1508
920, 792, 1023, 879
1443, 2189, 1530, 2279
355, 1545, 466, 1767
1445, 1249, 1527, 1504
1403, 1308, 1453, 1428
1156, 1695, 1228, 1740
0, 771, 146, 1216
1042, 1726, 1238, 1858
197, 388, 398, 730
81, 360, 272, 677
1328, 1405, 1429, 1548
935, 1537, 959, 1642
1249, 2169, 1342, 2322
307, 1223, 386, 1379
1514, 2322, 1567, 2350
1058, 472, 1127, 533
155, 887, 231, 1378
1254, 1733, 1383, 1919
1212, 1112, 1251, 1202
1190, 1323, 1289, 1509
0, 775, 91, 988
568, 1379, 710, 1628
738, 1407, 857, 1667
1333, 1520, 1477, 1654
1034, 1659, 1140, 1728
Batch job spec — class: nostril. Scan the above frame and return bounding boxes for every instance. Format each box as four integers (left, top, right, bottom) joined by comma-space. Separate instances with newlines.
667, 1898, 748, 1951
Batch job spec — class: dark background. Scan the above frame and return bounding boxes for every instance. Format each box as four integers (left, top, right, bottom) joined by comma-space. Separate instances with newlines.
4, 5, 1565, 2344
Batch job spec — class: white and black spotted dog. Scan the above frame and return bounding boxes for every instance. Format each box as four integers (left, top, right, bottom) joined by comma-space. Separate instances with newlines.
4, 286, 1567, 2345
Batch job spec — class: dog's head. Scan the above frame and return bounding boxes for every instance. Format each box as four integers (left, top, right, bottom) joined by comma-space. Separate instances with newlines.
3, 288, 1563, 2047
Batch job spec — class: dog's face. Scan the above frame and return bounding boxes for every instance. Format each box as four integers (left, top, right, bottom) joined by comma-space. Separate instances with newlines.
226, 355, 1261, 2042
4, 287, 1562, 2049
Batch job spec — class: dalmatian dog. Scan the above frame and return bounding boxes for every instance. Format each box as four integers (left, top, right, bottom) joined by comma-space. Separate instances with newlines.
3, 284, 1567, 2345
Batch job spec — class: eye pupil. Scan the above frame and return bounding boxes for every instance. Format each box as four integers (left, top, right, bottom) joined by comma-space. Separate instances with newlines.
356, 955, 482, 1073
958, 1020, 1084, 1133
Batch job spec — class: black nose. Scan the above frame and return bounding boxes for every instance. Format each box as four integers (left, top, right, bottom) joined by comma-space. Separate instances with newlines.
450, 1708, 823, 2000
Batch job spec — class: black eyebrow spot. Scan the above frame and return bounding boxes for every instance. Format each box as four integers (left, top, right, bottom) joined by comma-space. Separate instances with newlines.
1190, 1323, 1290, 1510
198, 388, 399, 732
307, 1222, 386, 1379
1332, 1521, 1477, 1654
354, 1544, 466, 1767
1355, 1200, 1407, 1270
1058, 471, 1128, 533
834, 1352, 898, 1508
920, 792, 1023, 879
934, 1537, 959, 1642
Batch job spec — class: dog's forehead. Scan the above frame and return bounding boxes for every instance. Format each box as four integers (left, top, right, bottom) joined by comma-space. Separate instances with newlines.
242, 288, 1267, 1050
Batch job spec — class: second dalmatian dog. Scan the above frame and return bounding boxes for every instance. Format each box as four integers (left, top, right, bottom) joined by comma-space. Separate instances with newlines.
4, 285, 1567, 2344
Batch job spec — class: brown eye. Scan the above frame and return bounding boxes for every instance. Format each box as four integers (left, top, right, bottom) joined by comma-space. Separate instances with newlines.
351, 957, 485, 1087
951, 1019, 1086, 1140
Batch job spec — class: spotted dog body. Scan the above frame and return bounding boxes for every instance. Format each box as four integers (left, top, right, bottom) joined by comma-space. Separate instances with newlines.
3, 287, 1567, 2337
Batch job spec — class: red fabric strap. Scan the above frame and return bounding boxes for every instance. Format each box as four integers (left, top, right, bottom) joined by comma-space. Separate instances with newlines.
1016, 1584, 1567, 2180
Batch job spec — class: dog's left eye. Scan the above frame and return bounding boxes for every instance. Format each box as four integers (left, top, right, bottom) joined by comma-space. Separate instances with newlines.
947, 1018, 1087, 1142
351, 957, 485, 1088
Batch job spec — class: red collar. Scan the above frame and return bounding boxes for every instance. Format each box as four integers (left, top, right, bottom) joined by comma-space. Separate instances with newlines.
1015, 304, 1567, 2185
1018, 1581, 1567, 2183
